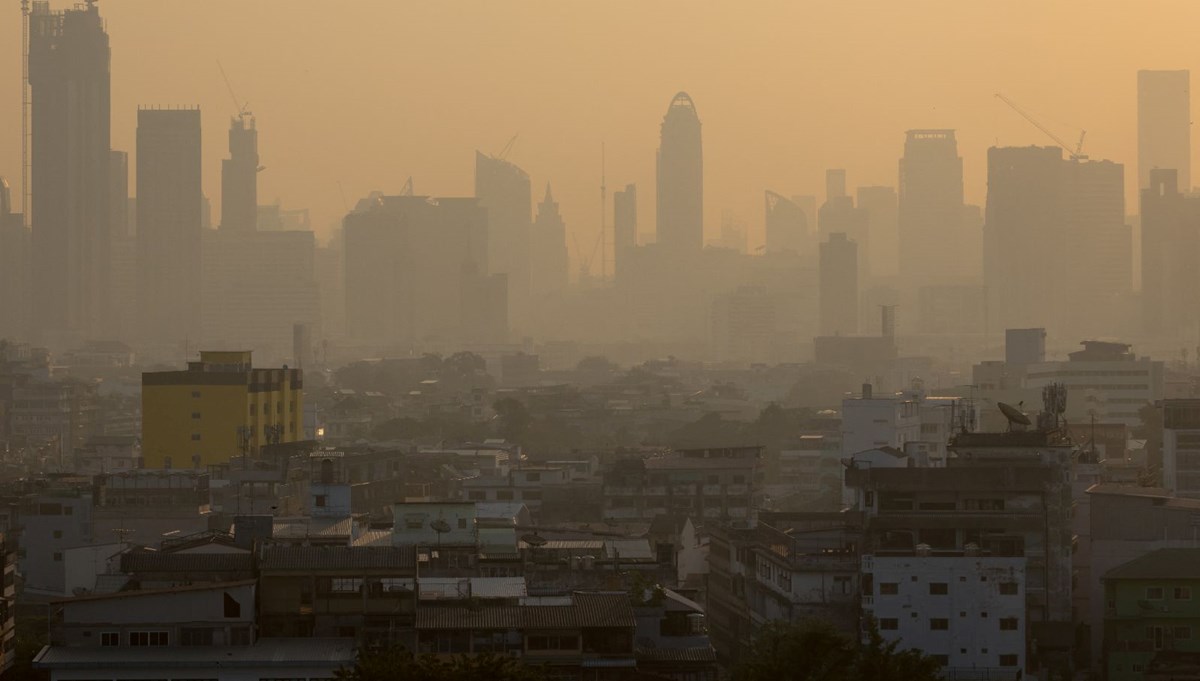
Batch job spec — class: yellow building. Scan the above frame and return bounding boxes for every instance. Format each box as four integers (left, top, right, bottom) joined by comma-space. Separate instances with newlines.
142, 351, 304, 469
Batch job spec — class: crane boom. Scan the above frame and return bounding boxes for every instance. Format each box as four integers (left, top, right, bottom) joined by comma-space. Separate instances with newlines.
995, 93, 1087, 160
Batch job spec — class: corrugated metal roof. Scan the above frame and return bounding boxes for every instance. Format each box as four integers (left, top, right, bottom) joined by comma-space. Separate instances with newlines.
636, 646, 717, 662
34, 637, 357, 668
520, 540, 604, 551
605, 539, 654, 561
120, 551, 254, 574
416, 592, 634, 630
259, 546, 416, 571
271, 516, 353, 539
419, 577, 526, 601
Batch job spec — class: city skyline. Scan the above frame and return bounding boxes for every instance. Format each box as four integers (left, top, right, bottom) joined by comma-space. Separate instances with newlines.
3, 1, 1200, 258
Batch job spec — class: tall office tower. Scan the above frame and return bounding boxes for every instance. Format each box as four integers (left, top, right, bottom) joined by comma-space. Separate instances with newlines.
136, 108, 203, 345
857, 185, 898, 278
29, 0, 112, 345
656, 92, 704, 255
1062, 158, 1130, 335
1141, 169, 1200, 335
819, 232, 859, 336
898, 130, 966, 285
0, 178, 30, 340
983, 146, 1064, 331
530, 183, 568, 301
343, 194, 500, 345
819, 170, 870, 277
613, 183, 637, 279
220, 115, 258, 231
475, 151, 531, 331
107, 150, 136, 340
764, 190, 807, 254
1138, 70, 1190, 191
1006, 328, 1046, 367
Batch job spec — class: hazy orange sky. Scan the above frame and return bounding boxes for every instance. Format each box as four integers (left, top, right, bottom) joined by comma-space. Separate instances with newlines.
1, 1, 1197, 273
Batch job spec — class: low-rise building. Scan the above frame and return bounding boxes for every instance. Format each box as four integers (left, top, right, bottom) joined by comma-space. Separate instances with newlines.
1103, 549, 1200, 681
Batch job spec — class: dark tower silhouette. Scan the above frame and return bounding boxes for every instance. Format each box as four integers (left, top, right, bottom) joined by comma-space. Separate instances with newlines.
220, 116, 258, 231
898, 130, 965, 285
656, 92, 703, 254
136, 108, 203, 345
475, 151, 531, 332
819, 232, 859, 336
764, 190, 807, 255
613, 183, 637, 278
29, 0, 111, 344
531, 183, 568, 302
1138, 70, 1190, 191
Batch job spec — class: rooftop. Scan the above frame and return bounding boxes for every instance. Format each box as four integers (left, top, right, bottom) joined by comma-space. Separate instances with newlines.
35, 637, 356, 669
259, 546, 417, 571
1105, 549, 1200, 581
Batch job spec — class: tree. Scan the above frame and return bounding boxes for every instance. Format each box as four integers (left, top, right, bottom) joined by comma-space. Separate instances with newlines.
336, 648, 545, 681
493, 397, 531, 444
733, 620, 856, 681
854, 618, 942, 681
732, 620, 942, 681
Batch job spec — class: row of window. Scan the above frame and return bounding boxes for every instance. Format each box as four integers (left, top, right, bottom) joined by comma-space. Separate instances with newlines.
878, 580, 1018, 595
926, 654, 1020, 668
1146, 586, 1191, 600
878, 616, 1018, 631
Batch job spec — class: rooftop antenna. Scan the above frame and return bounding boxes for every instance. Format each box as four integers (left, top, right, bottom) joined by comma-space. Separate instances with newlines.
20, 0, 31, 227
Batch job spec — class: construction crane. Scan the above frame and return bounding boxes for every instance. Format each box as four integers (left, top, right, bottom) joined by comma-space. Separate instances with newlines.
496, 134, 519, 162
995, 93, 1087, 161
218, 60, 252, 119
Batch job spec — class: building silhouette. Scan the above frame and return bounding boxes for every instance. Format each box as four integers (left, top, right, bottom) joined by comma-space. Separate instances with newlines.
107, 150, 136, 340
29, 0, 111, 344
818, 170, 869, 279
857, 185, 898, 279
343, 194, 502, 346
819, 232, 858, 336
656, 92, 703, 256
475, 152, 531, 333
613, 184, 637, 279
0, 179, 30, 340
1141, 169, 1200, 335
764, 190, 807, 255
220, 115, 259, 231
898, 130, 965, 286
1138, 70, 1190, 191
530, 183, 568, 303
136, 108, 203, 346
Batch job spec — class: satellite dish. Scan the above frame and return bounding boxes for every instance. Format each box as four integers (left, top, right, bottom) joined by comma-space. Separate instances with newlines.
430, 519, 451, 534
998, 402, 1031, 427
521, 533, 547, 547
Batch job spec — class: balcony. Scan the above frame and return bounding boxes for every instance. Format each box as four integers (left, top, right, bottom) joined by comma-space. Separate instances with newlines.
862, 595, 874, 608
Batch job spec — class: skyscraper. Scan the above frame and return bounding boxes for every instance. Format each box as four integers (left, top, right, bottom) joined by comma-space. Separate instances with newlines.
29, 0, 111, 344
0, 178, 30, 340
613, 183, 637, 278
819, 232, 859, 336
475, 151, 531, 331
764, 190, 807, 255
136, 108, 203, 345
220, 115, 259, 231
656, 92, 703, 255
818, 170, 869, 278
531, 183, 568, 301
857, 185, 898, 278
898, 130, 966, 284
1138, 70, 1190, 191
1141, 169, 1200, 335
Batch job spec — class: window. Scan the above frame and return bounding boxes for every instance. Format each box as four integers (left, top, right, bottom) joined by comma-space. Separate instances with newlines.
191, 412, 201, 419
129, 631, 169, 646
52, 530, 62, 539
522, 490, 542, 501
101, 632, 119, 647
180, 627, 215, 646
706, 475, 719, 485
1175, 626, 1191, 640
1000, 617, 1019, 631
879, 618, 898, 630
526, 472, 541, 482
733, 475, 747, 485
191, 391, 201, 398
527, 635, 579, 651
468, 491, 486, 501
457, 518, 467, 529
929, 582, 948, 595
224, 592, 241, 618
980, 611, 989, 618
1147, 587, 1165, 600
315, 495, 327, 508
930, 618, 949, 630
999, 582, 1018, 595
331, 578, 363, 593
63, 506, 73, 516
1175, 587, 1192, 600
52, 552, 62, 562
999, 654, 1019, 667
191, 433, 201, 441
496, 490, 514, 501
879, 583, 899, 595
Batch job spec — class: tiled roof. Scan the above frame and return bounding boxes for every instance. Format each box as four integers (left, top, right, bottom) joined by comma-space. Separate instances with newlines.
259, 546, 417, 571
636, 646, 717, 663
51, 580, 255, 604
34, 637, 356, 668
121, 550, 253, 574
1105, 548, 1200, 581
416, 591, 634, 630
